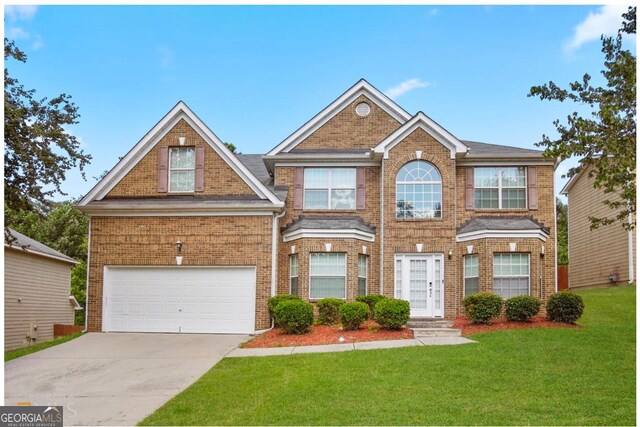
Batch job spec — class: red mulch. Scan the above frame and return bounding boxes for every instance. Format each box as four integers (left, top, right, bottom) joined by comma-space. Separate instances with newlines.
243, 320, 414, 348
453, 316, 581, 336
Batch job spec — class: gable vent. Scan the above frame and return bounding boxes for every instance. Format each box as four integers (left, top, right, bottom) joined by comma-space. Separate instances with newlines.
355, 102, 371, 117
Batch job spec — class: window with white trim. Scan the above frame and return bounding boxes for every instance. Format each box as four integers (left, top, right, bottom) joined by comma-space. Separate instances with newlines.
493, 253, 530, 298
396, 161, 442, 219
304, 168, 356, 210
309, 253, 346, 299
464, 255, 479, 296
474, 167, 526, 209
289, 254, 299, 296
358, 255, 368, 296
169, 147, 196, 192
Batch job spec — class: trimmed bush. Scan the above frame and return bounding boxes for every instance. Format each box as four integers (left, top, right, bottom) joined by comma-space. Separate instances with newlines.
339, 302, 370, 330
273, 300, 314, 334
546, 292, 585, 323
505, 295, 541, 322
355, 294, 387, 319
374, 299, 410, 330
267, 294, 300, 327
463, 293, 503, 325
317, 298, 345, 325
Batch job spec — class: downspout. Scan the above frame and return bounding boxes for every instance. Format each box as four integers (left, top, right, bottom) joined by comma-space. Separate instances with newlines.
82, 217, 91, 333
271, 208, 287, 297
380, 157, 385, 296
628, 209, 634, 284
554, 194, 559, 293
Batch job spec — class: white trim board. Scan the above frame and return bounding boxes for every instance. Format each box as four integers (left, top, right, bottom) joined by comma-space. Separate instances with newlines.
283, 229, 376, 243
456, 229, 549, 242
5, 244, 79, 265
79, 101, 281, 205
267, 79, 411, 156
374, 112, 468, 160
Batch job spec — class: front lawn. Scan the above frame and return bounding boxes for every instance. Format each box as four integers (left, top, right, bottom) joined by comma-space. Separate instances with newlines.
5, 333, 83, 362
141, 286, 635, 426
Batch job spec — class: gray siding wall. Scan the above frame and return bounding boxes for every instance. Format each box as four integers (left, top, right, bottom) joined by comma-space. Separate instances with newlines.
567, 166, 635, 289
4, 248, 75, 350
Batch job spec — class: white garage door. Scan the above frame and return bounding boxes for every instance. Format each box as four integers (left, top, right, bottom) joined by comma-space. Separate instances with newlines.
104, 267, 256, 334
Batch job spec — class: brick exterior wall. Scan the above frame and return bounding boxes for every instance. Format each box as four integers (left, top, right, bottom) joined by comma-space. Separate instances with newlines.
87, 215, 273, 332
566, 165, 635, 288
107, 119, 256, 198
291, 95, 402, 151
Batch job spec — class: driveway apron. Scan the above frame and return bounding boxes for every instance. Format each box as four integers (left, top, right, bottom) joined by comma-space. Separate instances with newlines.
4, 332, 248, 426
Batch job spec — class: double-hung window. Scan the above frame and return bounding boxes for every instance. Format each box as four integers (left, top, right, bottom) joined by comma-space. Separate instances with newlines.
304, 168, 356, 210
309, 253, 346, 299
289, 254, 299, 296
464, 255, 479, 296
493, 253, 530, 298
169, 147, 196, 192
396, 161, 443, 219
474, 167, 526, 209
358, 255, 368, 296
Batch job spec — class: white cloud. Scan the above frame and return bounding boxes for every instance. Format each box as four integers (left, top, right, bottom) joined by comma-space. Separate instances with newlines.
385, 78, 431, 99
6, 27, 29, 40
5, 5, 38, 21
565, 5, 630, 52
427, 8, 438, 17
156, 45, 174, 68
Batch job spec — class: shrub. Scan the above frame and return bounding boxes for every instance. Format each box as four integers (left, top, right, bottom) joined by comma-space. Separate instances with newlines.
273, 300, 314, 334
316, 298, 345, 325
355, 294, 387, 319
339, 302, 370, 330
546, 292, 585, 323
463, 293, 503, 325
505, 295, 541, 322
374, 299, 410, 330
267, 294, 300, 327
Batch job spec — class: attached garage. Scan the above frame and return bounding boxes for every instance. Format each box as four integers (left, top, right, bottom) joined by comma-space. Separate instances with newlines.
103, 266, 256, 334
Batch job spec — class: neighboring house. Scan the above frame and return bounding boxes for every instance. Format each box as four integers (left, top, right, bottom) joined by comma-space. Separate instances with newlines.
77, 79, 557, 334
4, 228, 82, 350
560, 165, 635, 288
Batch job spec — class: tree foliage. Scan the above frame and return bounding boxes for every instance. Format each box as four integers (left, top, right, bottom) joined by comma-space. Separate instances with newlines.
4, 38, 91, 216
529, 7, 636, 230
6, 202, 89, 325
556, 198, 568, 265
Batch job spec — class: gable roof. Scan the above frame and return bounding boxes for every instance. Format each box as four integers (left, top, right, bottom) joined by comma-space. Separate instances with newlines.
266, 79, 412, 156
79, 102, 283, 206
4, 228, 78, 265
374, 112, 468, 159
462, 140, 546, 159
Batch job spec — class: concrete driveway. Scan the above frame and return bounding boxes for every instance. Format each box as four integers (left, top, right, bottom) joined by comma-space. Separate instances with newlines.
4, 332, 248, 426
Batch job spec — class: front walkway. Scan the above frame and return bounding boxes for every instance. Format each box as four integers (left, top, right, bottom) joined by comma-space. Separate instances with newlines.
226, 336, 476, 358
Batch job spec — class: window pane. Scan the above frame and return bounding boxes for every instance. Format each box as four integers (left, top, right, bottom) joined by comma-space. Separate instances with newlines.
331, 169, 356, 188
330, 189, 355, 209
465, 277, 479, 296
290, 255, 298, 277
290, 277, 299, 296
502, 188, 526, 208
304, 169, 329, 188
501, 167, 526, 187
304, 190, 329, 209
475, 189, 499, 209
395, 258, 403, 299
310, 277, 346, 299
169, 147, 195, 169
169, 170, 195, 192
358, 255, 367, 277
474, 168, 498, 187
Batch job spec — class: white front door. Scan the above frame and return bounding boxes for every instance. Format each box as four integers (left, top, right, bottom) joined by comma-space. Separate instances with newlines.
394, 254, 444, 318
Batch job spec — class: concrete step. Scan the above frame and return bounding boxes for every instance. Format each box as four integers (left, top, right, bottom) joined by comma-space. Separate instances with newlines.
407, 319, 454, 329
411, 328, 462, 338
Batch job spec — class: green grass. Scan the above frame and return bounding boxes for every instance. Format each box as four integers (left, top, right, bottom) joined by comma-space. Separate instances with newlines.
5, 333, 83, 362
141, 286, 636, 426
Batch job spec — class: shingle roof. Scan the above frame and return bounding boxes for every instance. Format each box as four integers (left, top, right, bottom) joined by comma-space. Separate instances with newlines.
462, 140, 546, 159
282, 216, 377, 234
235, 154, 288, 201
5, 228, 77, 264
457, 216, 550, 234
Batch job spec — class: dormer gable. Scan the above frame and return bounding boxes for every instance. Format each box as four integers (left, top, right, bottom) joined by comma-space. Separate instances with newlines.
78, 101, 282, 206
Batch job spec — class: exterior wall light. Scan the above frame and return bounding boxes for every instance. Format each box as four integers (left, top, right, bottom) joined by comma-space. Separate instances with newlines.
175, 240, 183, 253
448, 249, 453, 259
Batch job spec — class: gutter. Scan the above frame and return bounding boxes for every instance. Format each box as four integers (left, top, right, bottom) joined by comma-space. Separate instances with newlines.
629, 210, 634, 284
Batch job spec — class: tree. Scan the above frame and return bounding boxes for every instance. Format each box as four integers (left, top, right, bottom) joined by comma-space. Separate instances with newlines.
556, 198, 568, 265
529, 7, 636, 230
4, 38, 91, 218
224, 141, 240, 154
6, 201, 89, 325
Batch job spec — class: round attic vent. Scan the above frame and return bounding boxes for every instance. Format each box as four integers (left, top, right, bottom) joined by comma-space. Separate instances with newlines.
355, 102, 371, 117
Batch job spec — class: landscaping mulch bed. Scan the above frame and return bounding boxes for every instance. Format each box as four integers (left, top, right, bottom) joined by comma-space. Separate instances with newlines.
453, 316, 581, 336
243, 320, 414, 348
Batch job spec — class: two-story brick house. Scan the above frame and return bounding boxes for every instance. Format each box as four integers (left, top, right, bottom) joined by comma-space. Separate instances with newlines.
78, 79, 556, 334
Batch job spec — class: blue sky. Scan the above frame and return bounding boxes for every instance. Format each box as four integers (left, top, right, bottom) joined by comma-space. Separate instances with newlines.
4, 4, 635, 202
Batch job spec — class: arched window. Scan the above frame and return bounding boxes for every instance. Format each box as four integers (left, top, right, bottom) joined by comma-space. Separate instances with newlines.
396, 161, 442, 219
